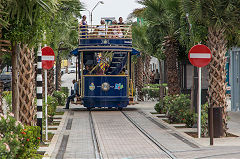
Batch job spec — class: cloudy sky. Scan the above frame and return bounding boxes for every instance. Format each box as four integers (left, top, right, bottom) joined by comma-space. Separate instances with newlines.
80, 0, 142, 25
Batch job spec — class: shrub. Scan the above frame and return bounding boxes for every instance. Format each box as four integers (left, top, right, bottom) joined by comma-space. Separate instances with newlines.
142, 87, 159, 99
2, 91, 12, 111
53, 91, 67, 106
0, 113, 42, 159
42, 96, 58, 123
159, 94, 197, 128
60, 87, 69, 97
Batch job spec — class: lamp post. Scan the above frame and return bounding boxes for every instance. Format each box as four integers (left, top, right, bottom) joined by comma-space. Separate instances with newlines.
90, 1, 104, 26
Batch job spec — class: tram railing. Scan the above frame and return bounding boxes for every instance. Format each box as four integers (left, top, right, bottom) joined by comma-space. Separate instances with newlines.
78, 25, 132, 40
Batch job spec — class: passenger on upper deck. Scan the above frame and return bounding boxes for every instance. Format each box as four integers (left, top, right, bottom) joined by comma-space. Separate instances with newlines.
109, 20, 123, 38
118, 17, 124, 25
80, 15, 88, 37
97, 19, 108, 37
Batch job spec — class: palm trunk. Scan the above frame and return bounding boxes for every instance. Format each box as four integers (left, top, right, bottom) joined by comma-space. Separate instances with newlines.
144, 55, 151, 84
18, 45, 35, 125
163, 36, 180, 95
0, 81, 3, 113
136, 56, 144, 101
12, 43, 20, 120
56, 58, 62, 90
47, 68, 55, 95
207, 27, 227, 136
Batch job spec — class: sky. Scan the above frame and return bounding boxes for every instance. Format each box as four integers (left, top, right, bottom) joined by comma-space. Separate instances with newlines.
80, 0, 142, 25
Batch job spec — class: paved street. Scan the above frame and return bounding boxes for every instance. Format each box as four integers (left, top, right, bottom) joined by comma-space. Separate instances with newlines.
43, 73, 240, 159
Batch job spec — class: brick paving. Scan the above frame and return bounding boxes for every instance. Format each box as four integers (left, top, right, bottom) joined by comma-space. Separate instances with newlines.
91, 111, 169, 159
123, 111, 198, 152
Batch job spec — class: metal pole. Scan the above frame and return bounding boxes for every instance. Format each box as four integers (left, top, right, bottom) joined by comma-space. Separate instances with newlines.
56, 51, 59, 90
37, 44, 43, 140
45, 70, 48, 141
198, 67, 202, 138
209, 89, 214, 145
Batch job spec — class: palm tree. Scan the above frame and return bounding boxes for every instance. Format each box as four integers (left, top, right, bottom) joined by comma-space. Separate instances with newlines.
2, 0, 55, 122
139, 0, 181, 95
184, 0, 240, 135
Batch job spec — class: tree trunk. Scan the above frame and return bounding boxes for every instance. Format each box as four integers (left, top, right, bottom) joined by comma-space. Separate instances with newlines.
12, 43, 20, 120
207, 27, 227, 136
18, 45, 35, 125
0, 81, 3, 113
47, 68, 55, 95
159, 59, 164, 106
163, 36, 180, 95
56, 57, 62, 90
144, 55, 151, 84
136, 56, 144, 101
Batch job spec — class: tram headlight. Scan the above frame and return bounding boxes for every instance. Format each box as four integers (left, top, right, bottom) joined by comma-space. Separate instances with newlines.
101, 82, 110, 91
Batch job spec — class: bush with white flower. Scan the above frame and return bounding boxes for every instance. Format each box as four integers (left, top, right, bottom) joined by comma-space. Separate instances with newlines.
0, 112, 42, 159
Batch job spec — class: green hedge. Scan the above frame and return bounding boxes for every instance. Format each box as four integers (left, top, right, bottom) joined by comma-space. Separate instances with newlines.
155, 94, 208, 133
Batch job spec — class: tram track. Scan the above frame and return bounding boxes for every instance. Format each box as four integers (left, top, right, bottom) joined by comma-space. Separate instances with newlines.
121, 111, 177, 159
89, 111, 103, 159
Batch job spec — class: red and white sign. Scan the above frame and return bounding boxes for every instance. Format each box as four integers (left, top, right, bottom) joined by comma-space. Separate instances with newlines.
42, 46, 55, 70
188, 44, 212, 67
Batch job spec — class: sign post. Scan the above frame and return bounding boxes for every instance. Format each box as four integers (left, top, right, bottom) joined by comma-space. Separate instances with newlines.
188, 44, 212, 139
42, 46, 55, 141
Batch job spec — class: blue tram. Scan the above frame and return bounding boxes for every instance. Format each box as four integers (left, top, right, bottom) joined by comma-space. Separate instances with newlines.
71, 24, 139, 110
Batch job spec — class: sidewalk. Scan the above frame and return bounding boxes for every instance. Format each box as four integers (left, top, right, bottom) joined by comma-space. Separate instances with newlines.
133, 101, 240, 147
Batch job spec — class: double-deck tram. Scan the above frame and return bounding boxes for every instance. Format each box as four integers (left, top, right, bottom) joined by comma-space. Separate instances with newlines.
71, 24, 139, 110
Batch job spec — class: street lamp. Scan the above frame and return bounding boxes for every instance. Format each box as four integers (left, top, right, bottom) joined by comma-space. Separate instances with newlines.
90, 1, 104, 26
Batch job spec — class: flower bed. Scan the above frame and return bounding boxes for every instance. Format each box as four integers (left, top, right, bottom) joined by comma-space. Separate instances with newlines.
0, 113, 42, 159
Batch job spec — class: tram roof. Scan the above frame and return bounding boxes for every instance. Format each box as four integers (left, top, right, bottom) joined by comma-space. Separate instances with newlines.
70, 47, 140, 56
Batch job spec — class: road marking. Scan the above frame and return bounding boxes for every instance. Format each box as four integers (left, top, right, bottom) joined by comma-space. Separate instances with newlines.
42, 56, 54, 61
190, 53, 211, 58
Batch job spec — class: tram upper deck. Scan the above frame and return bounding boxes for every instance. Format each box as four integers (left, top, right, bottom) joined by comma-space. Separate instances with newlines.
78, 25, 132, 52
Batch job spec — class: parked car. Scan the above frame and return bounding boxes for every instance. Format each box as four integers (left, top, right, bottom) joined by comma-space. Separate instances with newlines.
0, 73, 12, 91
68, 66, 76, 74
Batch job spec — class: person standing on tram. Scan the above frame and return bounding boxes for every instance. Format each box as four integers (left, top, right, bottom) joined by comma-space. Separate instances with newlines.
80, 15, 88, 37
118, 17, 124, 25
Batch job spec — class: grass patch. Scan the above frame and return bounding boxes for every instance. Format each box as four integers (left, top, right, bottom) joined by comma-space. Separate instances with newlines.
55, 112, 64, 115
43, 132, 54, 142
150, 112, 160, 114
48, 127, 58, 130
48, 121, 60, 126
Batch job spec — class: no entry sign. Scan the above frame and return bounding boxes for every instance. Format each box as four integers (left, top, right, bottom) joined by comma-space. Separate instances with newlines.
42, 46, 55, 70
188, 44, 212, 68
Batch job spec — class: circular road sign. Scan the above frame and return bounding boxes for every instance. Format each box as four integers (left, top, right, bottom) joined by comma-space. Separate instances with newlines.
42, 46, 55, 70
188, 44, 212, 68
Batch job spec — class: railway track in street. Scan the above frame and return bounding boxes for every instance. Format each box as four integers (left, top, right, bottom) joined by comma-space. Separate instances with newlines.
89, 111, 103, 159
121, 111, 177, 159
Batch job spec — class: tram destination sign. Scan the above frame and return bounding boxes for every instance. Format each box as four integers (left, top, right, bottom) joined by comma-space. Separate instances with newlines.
188, 44, 212, 68
42, 46, 55, 70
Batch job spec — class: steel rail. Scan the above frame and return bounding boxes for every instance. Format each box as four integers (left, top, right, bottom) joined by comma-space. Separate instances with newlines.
89, 111, 103, 159
121, 111, 177, 159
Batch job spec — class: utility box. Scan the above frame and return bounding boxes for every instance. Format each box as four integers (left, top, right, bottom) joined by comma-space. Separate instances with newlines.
230, 48, 240, 111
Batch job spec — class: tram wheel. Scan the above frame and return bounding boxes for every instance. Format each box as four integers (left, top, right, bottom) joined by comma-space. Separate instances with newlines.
117, 107, 123, 111
108, 107, 112, 110
87, 107, 91, 111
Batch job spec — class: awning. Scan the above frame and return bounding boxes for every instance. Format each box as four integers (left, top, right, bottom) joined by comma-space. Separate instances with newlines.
70, 48, 78, 56
132, 48, 140, 56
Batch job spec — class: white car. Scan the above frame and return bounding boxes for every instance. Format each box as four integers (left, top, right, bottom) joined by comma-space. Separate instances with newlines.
68, 66, 76, 74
